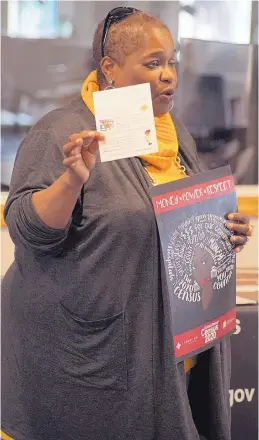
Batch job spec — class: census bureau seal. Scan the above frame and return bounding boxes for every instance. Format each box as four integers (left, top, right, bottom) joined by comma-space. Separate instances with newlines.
166, 214, 235, 310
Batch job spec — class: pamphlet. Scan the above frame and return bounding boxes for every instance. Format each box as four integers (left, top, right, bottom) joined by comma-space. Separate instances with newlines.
93, 83, 158, 162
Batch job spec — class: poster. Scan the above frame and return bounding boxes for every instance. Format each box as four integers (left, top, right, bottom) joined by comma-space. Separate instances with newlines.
151, 166, 237, 361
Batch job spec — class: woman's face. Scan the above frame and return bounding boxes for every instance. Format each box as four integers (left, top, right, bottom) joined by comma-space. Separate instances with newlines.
105, 27, 177, 116
192, 247, 214, 287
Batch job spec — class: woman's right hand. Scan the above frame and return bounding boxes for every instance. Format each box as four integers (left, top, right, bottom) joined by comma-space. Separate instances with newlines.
63, 130, 105, 184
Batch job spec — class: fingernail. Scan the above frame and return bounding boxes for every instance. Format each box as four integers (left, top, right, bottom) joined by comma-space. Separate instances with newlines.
228, 214, 234, 220
225, 223, 232, 229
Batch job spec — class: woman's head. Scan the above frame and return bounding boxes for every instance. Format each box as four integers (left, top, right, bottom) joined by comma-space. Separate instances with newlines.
192, 246, 214, 287
92, 8, 177, 116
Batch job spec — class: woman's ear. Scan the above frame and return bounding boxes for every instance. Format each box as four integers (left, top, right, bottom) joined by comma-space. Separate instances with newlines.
100, 56, 117, 85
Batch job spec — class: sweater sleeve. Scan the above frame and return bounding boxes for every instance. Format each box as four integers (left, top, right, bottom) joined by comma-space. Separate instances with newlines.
4, 126, 74, 255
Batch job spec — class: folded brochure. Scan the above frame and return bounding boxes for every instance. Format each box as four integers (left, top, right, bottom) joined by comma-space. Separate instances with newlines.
150, 166, 237, 361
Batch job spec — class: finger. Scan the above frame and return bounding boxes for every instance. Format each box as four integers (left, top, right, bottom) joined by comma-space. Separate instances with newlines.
63, 138, 83, 155
230, 234, 248, 246
235, 245, 244, 254
247, 224, 254, 236
227, 212, 250, 224
86, 141, 100, 155
63, 154, 81, 167
80, 130, 105, 141
225, 222, 251, 235
82, 150, 97, 170
69, 131, 104, 143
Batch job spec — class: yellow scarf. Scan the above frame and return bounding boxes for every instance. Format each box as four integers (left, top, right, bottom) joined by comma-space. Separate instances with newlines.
81, 71, 186, 184
1, 431, 13, 440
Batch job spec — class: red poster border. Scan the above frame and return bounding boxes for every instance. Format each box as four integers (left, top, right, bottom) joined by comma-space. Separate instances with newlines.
174, 308, 236, 358
153, 175, 235, 215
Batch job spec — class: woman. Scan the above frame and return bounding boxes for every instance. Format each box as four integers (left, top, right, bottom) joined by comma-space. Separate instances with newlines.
1, 8, 252, 440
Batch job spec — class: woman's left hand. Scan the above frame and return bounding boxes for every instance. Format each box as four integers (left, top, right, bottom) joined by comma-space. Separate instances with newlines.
225, 212, 253, 254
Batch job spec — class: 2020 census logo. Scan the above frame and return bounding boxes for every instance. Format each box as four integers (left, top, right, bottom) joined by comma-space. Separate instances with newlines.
166, 214, 235, 310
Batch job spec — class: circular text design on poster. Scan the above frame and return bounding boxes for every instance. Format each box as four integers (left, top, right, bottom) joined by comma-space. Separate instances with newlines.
166, 214, 235, 310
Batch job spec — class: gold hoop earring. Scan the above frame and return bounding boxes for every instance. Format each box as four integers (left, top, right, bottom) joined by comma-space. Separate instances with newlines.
104, 78, 115, 90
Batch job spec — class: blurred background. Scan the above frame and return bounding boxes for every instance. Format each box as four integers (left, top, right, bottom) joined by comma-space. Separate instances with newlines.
1, 0, 258, 189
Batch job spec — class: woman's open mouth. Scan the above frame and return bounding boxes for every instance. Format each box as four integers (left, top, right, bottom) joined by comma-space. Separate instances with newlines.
159, 89, 174, 102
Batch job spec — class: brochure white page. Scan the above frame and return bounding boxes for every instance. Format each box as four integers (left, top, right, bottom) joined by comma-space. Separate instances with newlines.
93, 83, 158, 162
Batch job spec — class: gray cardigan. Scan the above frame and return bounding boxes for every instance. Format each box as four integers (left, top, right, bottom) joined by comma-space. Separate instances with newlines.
2, 97, 231, 440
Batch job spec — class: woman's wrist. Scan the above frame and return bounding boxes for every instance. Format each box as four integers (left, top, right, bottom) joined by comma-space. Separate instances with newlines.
63, 169, 84, 193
